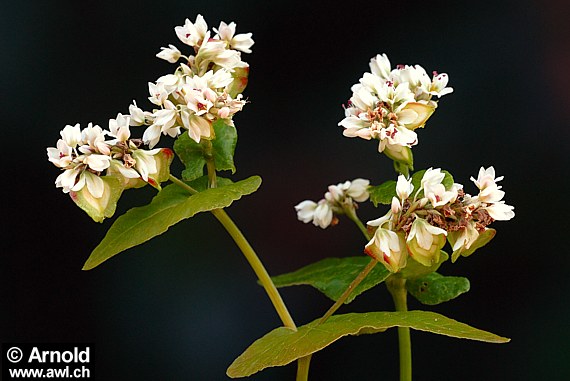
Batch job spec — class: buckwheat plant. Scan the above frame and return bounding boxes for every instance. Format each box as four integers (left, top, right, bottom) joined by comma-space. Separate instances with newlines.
48, 15, 514, 380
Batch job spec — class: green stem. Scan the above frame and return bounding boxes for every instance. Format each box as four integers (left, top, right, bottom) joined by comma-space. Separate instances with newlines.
386, 276, 412, 381
168, 175, 198, 195
296, 355, 312, 381
210, 208, 297, 330
315, 209, 374, 325
202, 140, 217, 188
318, 259, 377, 324
344, 207, 371, 241
168, 175, 296, 330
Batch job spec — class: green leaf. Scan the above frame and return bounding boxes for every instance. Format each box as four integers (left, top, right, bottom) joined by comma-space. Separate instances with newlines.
186, 175, 234, 192
211, 120, 238, 173
82, 176, 261, 270
441, 170, 454, 190
173, 132, 206, 181
271, 257, 390, 304
368, 180, 397, 206
227, 311, 510, 378
407, 272, 470, 305
174, 120, 238, 182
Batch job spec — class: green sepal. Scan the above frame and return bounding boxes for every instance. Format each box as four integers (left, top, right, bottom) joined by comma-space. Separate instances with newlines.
271, 257, 390, 304
174, 119, 238, 182
368, 180, 397, 207
399, 251, 449, 279
227, 311, 510, 378
399, 102, 436, 130
449, 228, 496, 262
70, 176, 124, 223
389, 147, 413, 177
226, 66, 249, 98
82, 175, 261, 270
406, 272, 470, 305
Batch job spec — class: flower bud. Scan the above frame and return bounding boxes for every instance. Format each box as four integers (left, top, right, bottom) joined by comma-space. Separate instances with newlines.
391, 196, 401, 214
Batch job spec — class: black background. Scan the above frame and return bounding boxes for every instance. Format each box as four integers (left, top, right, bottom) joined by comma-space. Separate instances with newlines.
2, 0, 569, 379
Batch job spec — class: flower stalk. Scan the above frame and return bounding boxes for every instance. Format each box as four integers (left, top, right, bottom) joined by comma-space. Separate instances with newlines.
169, 174, 297, 330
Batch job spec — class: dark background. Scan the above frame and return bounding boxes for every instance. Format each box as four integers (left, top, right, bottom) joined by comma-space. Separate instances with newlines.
2, 0, 569, 379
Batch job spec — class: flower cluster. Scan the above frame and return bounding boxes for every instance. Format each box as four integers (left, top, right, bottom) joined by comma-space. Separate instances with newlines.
364, 167, 514, 272
339, 54, 453, 169
47, 119, 173, 222
295, 179, 370, 228
131, 15, 254, 148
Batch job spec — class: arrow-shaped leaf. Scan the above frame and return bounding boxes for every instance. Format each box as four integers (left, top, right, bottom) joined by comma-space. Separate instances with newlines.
227, 311, 510, 378
82, 176, 261, 270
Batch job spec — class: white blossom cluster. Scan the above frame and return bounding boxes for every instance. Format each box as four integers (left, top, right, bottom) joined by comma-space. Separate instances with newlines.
364, 167, 514, 272
295, 179, 370, 228
131, 15, 254, 148
47, 118, 171, 199
339, 54, 453, 164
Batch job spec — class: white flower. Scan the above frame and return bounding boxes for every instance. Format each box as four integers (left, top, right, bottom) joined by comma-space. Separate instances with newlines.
419, 168, 459, 207
451, 222, 479, 252
73, 171, 105, 198
394, 65, 431, 94
346, 179, 370, 202
471, 166, 505, 203
131, 149, 161, 182
378, 124, 418, 151
108, 114, 131, 143
407, 218, 447, 251
396, 174, 414, 200
421, 168, 445, 190
406, 218, 447, 266
295, 200, 318, 223
365, 228, 406, 272
79, 123, 110, 155
214, 21, 254, 53
47, 139, 73, 168
143, 101, 181, 148
484, 202, 515, 221
369, 53, 391, 80
142, 124, 162, 149
128, 101, 150, 126
325, 182, 348, 204
295, 199, 334, 229
55, 167, 82, 193
175, 15, 208, 47
148, 81, 169, 107
83, 154, 111, 173
156, 44, 181, 63
429, 72, 454, 97
60, 124, 82, 147
313, 201, 334, 228
178, 108, 210, 143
